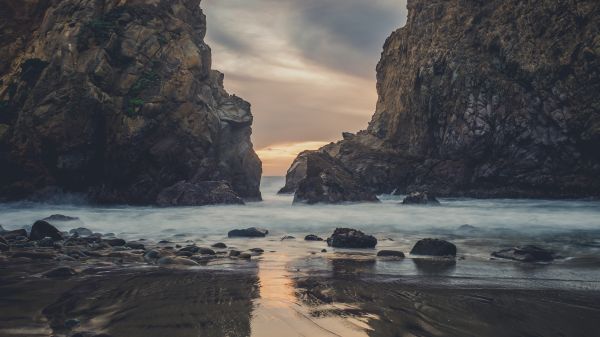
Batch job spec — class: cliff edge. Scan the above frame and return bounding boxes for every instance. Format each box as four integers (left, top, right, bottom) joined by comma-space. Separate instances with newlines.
0, 0, 262, 204
283, 0, 600, 198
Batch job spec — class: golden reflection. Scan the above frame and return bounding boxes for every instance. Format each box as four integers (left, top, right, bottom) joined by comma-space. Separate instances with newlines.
250, 252, 371, 337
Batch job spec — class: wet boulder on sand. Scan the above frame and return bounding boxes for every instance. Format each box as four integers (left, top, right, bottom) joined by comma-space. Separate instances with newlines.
228, 227, 268, 238
377, 250, 405, 258
29, 220, 63, 241
304, 234, 324, 241
492, 245, 556, 262
327, 228, 377, 249
410, 239, 457, 257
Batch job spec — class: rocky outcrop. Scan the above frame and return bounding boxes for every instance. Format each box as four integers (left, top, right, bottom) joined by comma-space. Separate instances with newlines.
283, 151, 378, 204
402, 191, 440, 205
284, 0, 600, 198
410, 239, 457, 257
227, 227, 268, 238
0, 0, 261, 205
326, 228, 377, 249
492, 245, 556, 262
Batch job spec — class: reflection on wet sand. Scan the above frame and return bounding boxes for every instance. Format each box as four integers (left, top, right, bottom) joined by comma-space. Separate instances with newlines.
251, 252, 371, 337
2, 251, 600, 337
0, 265, 259, 337
294, 258, 600, 337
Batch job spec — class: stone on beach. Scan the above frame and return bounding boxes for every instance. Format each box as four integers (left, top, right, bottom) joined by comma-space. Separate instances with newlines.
105, 238, 126, 247
2, 229, 28, 240
492, 245, 556, 262
326, 228, 377, 249
228, 227, 268, 238
304, 234, 324, 241
410, 239, 457, 257
125, 241, 145, 250
29, 220, 63, 241
70, 228, 93, 236
212, 242, 227, 248
377, 250, 405, 258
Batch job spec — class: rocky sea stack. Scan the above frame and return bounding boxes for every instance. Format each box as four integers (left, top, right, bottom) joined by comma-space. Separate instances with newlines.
283, 0, 600, 199
0, 0, 261, 205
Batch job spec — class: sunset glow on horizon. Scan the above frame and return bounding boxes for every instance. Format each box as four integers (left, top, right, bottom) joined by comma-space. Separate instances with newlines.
203, 0, 407, 175
256, 141, 331, 176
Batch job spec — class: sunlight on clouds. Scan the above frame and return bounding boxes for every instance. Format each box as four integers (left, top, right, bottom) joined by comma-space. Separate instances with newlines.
256, 141, 330, 176
202, 0, 407, 175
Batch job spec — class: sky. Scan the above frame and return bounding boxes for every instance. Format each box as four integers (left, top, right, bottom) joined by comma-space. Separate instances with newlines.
202, 0, 408, 175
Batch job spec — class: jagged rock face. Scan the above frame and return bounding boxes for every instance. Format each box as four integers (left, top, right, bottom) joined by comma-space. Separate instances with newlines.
287, 151, 379, 204
0, 0, 262, 204
285, 0, 600, 198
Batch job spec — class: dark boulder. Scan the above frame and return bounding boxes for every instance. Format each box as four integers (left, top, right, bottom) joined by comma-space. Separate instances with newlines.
289, 151, 379, 204
410, 239, 457, 257
304, 234, 323, 241
377, 250, 405, 258
2, 229, 28, 240
125, 242, 145, 250
211, 242, 227, 248
0, 236, 7, 245
38, 237, 57, 247
198, 247, 216, 255
229, 250, 242, 257
402, 192, 440, 205
42, 214, 79, 222
0, 242, 9, 252
228, 227, 268, 238
326, 228, 377, 248
29, 220, 63, 241
70, 228, 93, 236
281, 235, 295, 240
43, 267, 77, 278
249, 248, 264, 254
492, 245, 555, 262
156, 181, 245, 206
105, 238, 126, 247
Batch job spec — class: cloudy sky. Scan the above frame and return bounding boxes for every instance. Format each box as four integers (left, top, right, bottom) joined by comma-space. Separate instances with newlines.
202, 0, 408, 175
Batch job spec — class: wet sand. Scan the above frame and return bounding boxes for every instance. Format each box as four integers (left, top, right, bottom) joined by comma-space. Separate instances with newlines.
1, 249, 600, 337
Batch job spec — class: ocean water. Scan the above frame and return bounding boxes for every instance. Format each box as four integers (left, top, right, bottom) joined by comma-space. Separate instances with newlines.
1, 176, 600, 286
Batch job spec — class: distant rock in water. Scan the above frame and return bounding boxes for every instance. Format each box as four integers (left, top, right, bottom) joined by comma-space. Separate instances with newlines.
492, 246, 556, 263
42, 214, 79, 222
402, 192, 440, 205
156, 181, 244, 206
377, 250, 405, 258
286, 151, 378, 204
281, 0, 600, 198
228, 227, 268, 238
304, 234, 324, 241
0, 0, 261, 205
327, 228, 377, 249
69, 228, 93, 237
410, 239, 457, 257
29, 220, 63, 241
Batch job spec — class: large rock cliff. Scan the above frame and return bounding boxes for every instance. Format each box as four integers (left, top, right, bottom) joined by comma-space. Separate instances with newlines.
283, 0, 600, 198
0, 0, 262, 204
